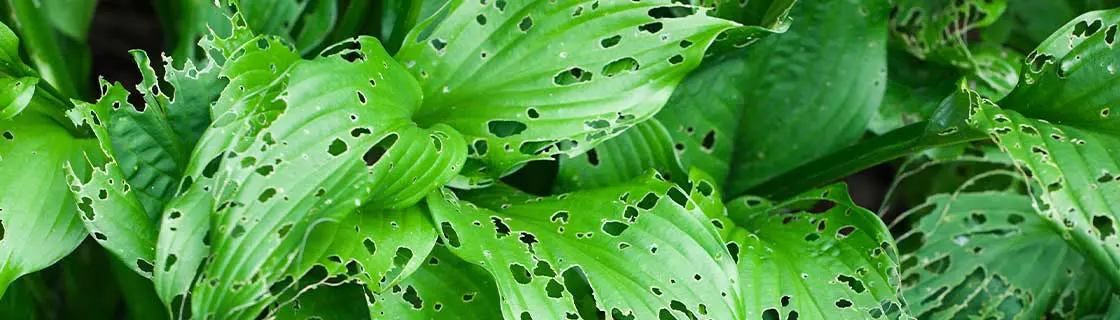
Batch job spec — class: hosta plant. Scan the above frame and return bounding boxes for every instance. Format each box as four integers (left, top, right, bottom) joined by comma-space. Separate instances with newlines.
2, 0, 1120, 319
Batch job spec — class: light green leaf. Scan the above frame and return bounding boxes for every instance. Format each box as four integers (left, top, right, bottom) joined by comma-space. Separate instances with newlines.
964, 9, 1120, 287
722, 183, 909, 319
395, 0, 739, 182
657, 0, 889, 198
65, 83, 161, 278
0, 112, 91, 297
370, 245, 502, 319
428, 173, 740, 319
556, 119, 684, 193
900, 191, 1115, 318
156, 32, 466, 318
270, 204, 437, 307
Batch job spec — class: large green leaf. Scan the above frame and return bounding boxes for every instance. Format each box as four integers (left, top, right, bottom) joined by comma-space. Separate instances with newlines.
900, 191, 1116, 318
394, 0, 741, 182
428, 173, 740, 319
0, 112, 90, 297
721, 183, 909, 319
657, 0, 889, 197
370, 245, 503, 319
964, 9, 1120, 287
147, 25, 467, 316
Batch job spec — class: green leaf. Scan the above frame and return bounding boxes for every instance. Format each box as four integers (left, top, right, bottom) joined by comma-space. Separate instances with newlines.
428, 173, 740, 319
657, 0, 890, 198
65, 83, 161, 278
555, 119, 685, 193
900, 191, 1116, 318
370, 245, 502, 319
272, 283, 371, 320
722, 183, 909, 319
0, 112, 90, 297
4, 0, 93, 99
152, 31, 467, 317
270, 204, 437, 304
39, 0, 97, 42
394, 0, 739, 182
964, 9, 1120, 287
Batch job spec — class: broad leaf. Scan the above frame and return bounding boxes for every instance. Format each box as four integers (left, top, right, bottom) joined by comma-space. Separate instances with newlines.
370, 245, 502, 319
900, 191, 1116, 318
964, 9, 1120, 287
657, 0, 889, 197
394, 0, 741, 182
428, 173, 740, 319
0, 112, 91, 297
721, 183, 909, 319
150, 28, 466, 317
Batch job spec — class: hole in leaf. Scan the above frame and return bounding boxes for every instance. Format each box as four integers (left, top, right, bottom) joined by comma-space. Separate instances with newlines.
639, 22, 663, 34
364, 134, 399, 166
510, 263, 532, 284
601, 35, 621, 48
518, 16, 533, 32
601, 221, 628, 236
136, 259, 154, 273
602, 57, 639, 77
440, 222, 461, 247
488, 120, 527, 138
701, 130, 715, 150
403, 285, 422, 309
328, 138, 348, 156
553, 67, 593, 86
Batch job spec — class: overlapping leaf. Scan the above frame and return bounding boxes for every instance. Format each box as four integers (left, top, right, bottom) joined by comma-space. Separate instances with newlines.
900, 190, 1116, 318
963, 8, 1120, 287
145, 29, 466, 318
429, 173, 740, 319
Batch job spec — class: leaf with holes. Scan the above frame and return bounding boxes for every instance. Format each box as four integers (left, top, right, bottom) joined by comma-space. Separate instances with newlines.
394, 0, 744, 184
428, 172, 739, 319
900, 191, 1116, 318
370, 245, 503, 318
964, 8, 1120, 288
657, 0, 889, 198
150, 27, 466, 317
720, 183, 909, 319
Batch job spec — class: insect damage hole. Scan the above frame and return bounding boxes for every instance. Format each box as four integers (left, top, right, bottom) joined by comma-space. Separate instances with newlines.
363, 134, 399, 166
602, 57, 639, 77
600, 35, 621, 48
327, 138, 349, 156
518, 16, 533, 32
553, 67, 593, 86
487, 120, 527, 138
